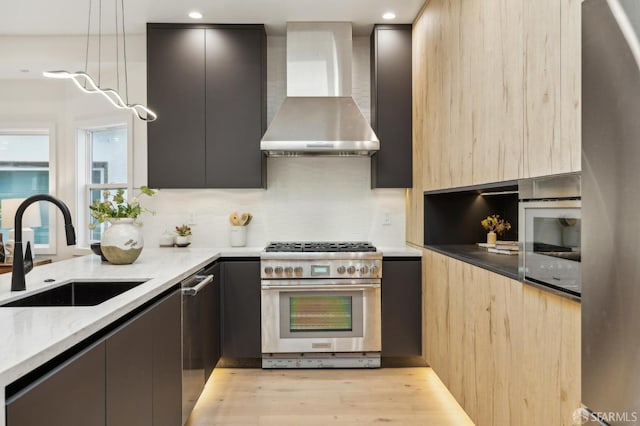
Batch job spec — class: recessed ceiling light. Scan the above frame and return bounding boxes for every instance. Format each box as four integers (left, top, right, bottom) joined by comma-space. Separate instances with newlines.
382, 12, 396, 20
188, 11, 203, 19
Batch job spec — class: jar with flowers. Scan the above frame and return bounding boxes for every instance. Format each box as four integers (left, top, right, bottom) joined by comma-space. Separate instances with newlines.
89, 186, 155, 264
480, 214, 511, 246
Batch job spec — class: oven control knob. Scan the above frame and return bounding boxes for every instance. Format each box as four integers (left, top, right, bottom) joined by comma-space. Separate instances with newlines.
337, 266, 346, 274
274, 267, 283, 274
360, 266, 369, 274
264, 266, 274, 274
294, 267, 303, 275
370, 266, 379, 275
347, 266, 356, 274
284, 267, 293, 275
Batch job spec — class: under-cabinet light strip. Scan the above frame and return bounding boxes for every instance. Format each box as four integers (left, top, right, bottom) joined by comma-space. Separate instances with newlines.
479, 190, 519, 196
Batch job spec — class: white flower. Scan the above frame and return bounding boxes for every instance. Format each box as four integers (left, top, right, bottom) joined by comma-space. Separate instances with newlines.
130, 197, 139, 207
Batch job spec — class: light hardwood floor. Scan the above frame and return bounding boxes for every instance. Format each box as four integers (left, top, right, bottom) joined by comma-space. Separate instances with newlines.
186, 368, 474, 425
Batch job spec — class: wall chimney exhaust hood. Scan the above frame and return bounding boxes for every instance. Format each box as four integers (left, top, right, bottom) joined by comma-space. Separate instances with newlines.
260, 23, 380, 157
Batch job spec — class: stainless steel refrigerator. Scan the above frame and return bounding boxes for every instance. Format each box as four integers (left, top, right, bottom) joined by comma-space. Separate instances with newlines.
583, 0, 640, 424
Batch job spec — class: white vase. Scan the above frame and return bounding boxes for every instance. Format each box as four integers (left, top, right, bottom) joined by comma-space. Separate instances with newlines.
175, 235, 190, 246
229, 226, 247, 247
101, 218, 144, 264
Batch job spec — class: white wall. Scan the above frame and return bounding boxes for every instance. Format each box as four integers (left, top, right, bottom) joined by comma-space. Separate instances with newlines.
0, 33, 406, 257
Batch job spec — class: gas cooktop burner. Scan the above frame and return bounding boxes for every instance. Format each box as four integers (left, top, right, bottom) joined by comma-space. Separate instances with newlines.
265, 241, 377, 253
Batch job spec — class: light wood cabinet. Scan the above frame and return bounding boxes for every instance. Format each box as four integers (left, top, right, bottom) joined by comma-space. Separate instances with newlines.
411, 0, 580, 195
422, 249, 580, 426
523, 0, 581, 177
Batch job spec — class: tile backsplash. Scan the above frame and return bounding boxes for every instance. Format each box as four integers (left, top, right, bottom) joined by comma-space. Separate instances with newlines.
141, 157, 405, 248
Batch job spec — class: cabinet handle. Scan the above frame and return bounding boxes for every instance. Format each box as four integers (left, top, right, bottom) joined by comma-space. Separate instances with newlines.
182, 274, 214, 296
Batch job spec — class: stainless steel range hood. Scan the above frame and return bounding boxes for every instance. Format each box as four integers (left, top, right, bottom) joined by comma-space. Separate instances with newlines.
260, 23, 379, 157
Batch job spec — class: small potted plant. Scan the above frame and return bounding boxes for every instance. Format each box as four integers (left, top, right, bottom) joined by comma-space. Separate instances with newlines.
480, 214, 511, 246
175, 224, 192, 247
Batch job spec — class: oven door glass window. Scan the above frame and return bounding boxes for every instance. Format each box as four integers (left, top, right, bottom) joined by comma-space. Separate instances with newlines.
525, 207, 581, 259
279, 291, 364, 339
523, 205, 581, 293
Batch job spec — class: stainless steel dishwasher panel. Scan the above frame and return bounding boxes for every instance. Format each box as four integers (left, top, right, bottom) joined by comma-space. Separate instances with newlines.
181, 273, 214, 425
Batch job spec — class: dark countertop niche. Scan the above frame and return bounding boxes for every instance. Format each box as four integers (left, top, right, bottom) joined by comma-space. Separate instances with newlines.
423, 180, 580, 302
426, 244, 520, 280
424, 244, 580, 302
424, 181, 519, 245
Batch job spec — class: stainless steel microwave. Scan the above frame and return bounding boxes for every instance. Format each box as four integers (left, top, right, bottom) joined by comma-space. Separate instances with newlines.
518, 174, 581, 295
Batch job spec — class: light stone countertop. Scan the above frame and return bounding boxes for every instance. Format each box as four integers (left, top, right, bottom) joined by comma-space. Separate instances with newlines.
377, 246, 423, 257
0, 243, 418, 425
0, 247, 262, 403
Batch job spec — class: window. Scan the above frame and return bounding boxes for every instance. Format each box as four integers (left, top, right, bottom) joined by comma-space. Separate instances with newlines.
0, 130, 54, 253
77, 123, 130, 247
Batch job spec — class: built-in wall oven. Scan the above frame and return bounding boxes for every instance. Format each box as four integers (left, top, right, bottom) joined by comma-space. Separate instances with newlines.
519, 174, 581, 295
260, 242, 382, 368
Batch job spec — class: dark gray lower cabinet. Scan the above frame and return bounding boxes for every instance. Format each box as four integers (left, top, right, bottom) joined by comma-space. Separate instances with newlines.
106, 290, 181, 426
106, 309, 154, 426
381, 258, 422, 358
6, 290, 182, 426
202, 262, 221, 379
6, 341, 106, 426
221, 260, 261, 360
151, 290, 182, 426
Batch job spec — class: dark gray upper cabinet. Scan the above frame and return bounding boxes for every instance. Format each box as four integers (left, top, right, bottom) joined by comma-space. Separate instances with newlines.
147, 24, 266, 189
370, 24, 413, 189
147, 26, 206, 188
205, 28, 267, 188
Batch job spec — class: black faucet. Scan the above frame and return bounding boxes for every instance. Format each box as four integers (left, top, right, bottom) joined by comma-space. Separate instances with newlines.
11, 195, 76, 291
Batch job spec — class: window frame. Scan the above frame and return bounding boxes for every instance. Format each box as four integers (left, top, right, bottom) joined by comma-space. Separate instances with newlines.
74, 115, 133, 251
0, 122, 57, 255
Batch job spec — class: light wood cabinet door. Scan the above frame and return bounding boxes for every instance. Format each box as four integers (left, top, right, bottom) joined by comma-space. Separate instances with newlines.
523, 0, 581, 177
422, 249, 580, 426
412, 0, 581, 193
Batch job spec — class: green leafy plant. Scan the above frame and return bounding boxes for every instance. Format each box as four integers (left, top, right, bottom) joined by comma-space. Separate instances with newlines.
89, 186, 155, 229
480, 214, 511, 236
175, 224, 192, 237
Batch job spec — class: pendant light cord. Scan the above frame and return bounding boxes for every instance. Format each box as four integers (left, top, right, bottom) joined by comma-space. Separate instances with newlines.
98, 0, 102, 86
115, 0, 119, 94
83, 0, 92, 88
121, 0, 129, 104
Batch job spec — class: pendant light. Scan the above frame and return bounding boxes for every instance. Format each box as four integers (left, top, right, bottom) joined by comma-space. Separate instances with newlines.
43, 0, 156, 122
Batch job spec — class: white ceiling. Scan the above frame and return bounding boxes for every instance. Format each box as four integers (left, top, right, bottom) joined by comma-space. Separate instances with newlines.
1, 0, 425, 36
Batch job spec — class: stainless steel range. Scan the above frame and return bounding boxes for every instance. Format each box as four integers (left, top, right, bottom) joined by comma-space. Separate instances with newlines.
261, 242, 382, 368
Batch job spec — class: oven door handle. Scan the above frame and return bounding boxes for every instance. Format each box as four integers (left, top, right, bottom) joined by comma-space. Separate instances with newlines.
261, 284, 380, 291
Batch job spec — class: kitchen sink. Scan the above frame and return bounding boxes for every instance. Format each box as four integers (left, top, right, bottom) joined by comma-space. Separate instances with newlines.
0, 280, 148, 307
